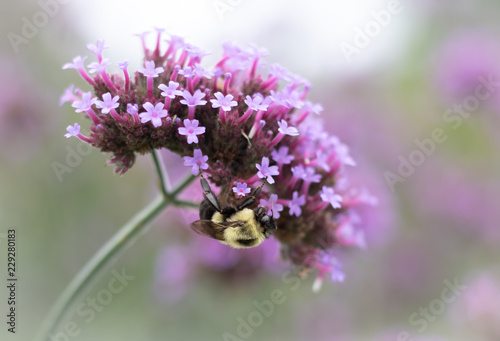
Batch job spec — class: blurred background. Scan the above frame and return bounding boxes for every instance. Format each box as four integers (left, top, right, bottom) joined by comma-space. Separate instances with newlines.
1, 0, 500, 340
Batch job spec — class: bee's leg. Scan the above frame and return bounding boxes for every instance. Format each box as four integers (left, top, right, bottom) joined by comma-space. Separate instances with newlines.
237, 183, 264, 210
200, 176, 222, 213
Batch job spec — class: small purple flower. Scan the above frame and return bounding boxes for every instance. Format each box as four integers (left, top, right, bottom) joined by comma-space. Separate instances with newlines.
303, 101, 324, 115
271, 146, 294, 165
269, 90, 288, 107
158, 81, 183, 99
166, 35, 185, 50
291, 165, 306, 179
117, 60, 130, 90
335, 220, 366, 249
180, 90, 207, 107
64, 123, 80, 138
88, 59, 111, 74
320, 186, 342, 209
134, 30, 150, 42
95, 93, 120, 114
139, 102, 169, 127
193, 64, 213, 79
315, 150, 331, 172
330, 261, 345, 283
259, 194, 284, 219
210, 92, 238, 112
183, 149, 209, 175
290, 73, 311, 88
289, 191, 306, 217
62, 55, 96, 86
269, 63, 292, 81
138, 60, 164, 78
179, 66, 195, 78
312, 254, 345, 292
178, 119, 206, 144
303, 167, 321, 183
248, 44, 269, 59
232, 182, 251, 197
185, 44, 210, 60
60, 84, 76, 106
72, 91, 96, 112
244, 94, 268, 111
62, 56, 87, 70
117, 60, 129, 70
154, 26, 165, 35
278, 120, 299, 136
222, 41, 244, 58
335, 142, 356, 166
213, 67, 223, 79
281, 86, 304, 109
127, 103, 138, 115
256, 157, 279, 184
87, 39, 109, 57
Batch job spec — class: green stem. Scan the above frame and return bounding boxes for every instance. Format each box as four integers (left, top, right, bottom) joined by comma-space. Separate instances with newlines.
151, 149, 170, 197
35, 156, 197, 341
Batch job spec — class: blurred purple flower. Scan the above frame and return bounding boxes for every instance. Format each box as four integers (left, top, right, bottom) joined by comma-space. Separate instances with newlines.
288, 191, 306, 217
154, 230, 284, 303
449, 271, 500, 339
0, 58, 49, 162
271, 146, 294, 165
433, 30, 500, 103
412, 160, 500, 244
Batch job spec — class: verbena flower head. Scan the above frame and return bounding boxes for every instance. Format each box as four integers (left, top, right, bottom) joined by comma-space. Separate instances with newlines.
61, 31, 375, 285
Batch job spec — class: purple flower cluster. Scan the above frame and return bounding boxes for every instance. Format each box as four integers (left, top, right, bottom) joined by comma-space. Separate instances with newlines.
61, 31, 374, 284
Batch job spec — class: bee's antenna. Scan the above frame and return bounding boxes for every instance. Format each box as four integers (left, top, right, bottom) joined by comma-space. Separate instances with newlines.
198, 172, 222, 213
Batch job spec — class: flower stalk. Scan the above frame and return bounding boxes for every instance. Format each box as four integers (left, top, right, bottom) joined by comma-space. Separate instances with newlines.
35, 151, 196, 341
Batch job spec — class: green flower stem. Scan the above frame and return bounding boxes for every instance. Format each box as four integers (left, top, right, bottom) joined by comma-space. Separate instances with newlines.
35, 154, 197, 341
151, 148, 171, 197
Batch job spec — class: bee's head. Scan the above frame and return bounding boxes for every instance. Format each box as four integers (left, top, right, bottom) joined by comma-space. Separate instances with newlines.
255, 206, 277, 238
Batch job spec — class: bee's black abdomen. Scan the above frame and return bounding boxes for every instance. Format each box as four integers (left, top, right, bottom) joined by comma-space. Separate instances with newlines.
236, 239, 258, 247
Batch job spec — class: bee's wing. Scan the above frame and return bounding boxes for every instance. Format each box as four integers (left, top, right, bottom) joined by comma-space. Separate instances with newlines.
190, 220, 243, 241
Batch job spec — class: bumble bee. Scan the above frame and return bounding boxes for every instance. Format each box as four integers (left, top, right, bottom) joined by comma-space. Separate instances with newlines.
190, 176, 277, 248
